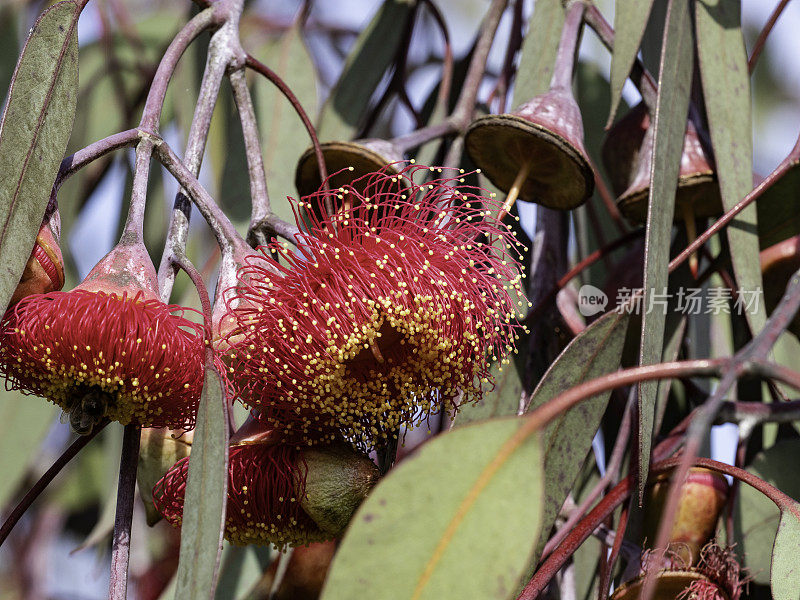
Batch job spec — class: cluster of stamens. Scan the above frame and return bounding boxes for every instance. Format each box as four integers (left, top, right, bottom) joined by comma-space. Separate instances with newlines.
222, 164, 528, 447
0, 290, 205, 429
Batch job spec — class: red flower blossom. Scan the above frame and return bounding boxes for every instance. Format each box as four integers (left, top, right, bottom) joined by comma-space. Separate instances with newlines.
222, 164, 526, 446
154, 441, 327, 549
0, 242, 204, 432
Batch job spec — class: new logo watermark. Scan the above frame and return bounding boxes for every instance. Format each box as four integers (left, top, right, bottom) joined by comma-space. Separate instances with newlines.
576, 286, 762, 317
578, 285, 608, 317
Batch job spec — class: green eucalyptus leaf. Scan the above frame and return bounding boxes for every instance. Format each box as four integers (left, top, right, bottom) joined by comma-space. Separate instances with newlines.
637, 0, 694, 499
733, 439, 800, 583
252, 22, 318, 223
215, 543, 272, 600
317, 0, 415, 141
0, 389, 57, 509
757, 161, 800, 250
321, 418, 543, 600
0, 0, 80, 316
734, 439, 800, 586
608, 0, 654, 126
696, 0, 764, 335
452, 359, 524, 427
772, 504, 800, 600
173, 363, 229, 600
511, 0, 565, 105
527, 310, 630, 562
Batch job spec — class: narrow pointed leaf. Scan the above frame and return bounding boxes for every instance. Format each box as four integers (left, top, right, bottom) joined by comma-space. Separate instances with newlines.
317, 0, 414, 141
511, 0, 565, 105
253, 23, 317, 222
772, 504, 800, 600
734, 440, 800, 585
527, 310, 630, 561
214, 543, 271, 600
608, 0, 654, 126
696, 0, 764, 335
637, 0, 694, 499
0, 1, 80, 316
174, 363, 229, 600
321, 418, 543, 600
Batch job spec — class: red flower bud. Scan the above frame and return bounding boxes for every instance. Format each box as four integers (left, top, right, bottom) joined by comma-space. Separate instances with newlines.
9, 209, 65, 306
154, 438, 378, 549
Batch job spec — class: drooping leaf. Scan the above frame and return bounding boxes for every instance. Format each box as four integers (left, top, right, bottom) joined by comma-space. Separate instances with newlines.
527, 310, 630, 561
0, 6, 20, 110
214, 543, 272, 600
173, 363, 229, 600
608, 0, 654, 126
511, 0, 565, 105
0, 0, 80, 316
60, 10, 184, 234
321, 418, 543, 600
772, 504, 800, 600
654, 256, 694, 433
452, 359, 524, 427
252, 22, 318, 223
317, 0, 415, 141
734, 439, 800, 585
574, 61, 629, 286
757, 161, 800, 250
637, 0, 694, 499
696, 0, 764, 335
0, 389, 57, 508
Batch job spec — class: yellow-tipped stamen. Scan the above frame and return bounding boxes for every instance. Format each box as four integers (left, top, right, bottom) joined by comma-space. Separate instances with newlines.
681, 203, 699, 279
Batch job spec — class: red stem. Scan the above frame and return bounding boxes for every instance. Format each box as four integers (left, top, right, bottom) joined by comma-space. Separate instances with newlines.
244, 54, 330, 210
550, 0, 585, 91
108, 424, 141, 600
748, 0, 792, 74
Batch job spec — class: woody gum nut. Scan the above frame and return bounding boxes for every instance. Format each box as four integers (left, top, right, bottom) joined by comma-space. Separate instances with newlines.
643, 468, 728, 565
300, 444, 380, 536
616, 118, 722, 225
138, 427, 193, 526
464, 87, 594, 210
610, 571, 729, 600
295, 139, 405, 201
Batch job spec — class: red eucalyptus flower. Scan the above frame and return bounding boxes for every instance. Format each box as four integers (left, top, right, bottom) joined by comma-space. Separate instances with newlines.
222, 164, 526, 446
155, 441, 322, 548
0, 241, 204, 433
153, 430, 379, 549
